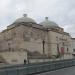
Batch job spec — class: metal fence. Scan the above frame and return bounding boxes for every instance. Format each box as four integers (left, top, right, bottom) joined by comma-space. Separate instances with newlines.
0, 59, 75, 75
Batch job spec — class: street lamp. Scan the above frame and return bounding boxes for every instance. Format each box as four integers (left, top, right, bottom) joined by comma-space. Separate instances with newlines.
42, 40, 45, 62
42, 40, 45, 55
56, 37, 60, 59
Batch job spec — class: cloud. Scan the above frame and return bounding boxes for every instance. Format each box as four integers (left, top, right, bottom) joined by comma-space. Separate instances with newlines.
0, 0, 75, 37
0, 0, 16, 31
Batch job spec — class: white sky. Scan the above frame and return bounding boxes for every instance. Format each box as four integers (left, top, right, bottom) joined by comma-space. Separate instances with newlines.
0, 0, 75, 37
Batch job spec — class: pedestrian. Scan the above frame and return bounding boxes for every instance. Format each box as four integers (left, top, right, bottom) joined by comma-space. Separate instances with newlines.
24, 59, 26, 64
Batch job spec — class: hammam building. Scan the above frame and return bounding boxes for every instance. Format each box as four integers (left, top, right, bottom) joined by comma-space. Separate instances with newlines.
0, 14, 74, 64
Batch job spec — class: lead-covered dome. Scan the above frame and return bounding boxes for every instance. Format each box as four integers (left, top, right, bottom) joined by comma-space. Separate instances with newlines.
14, 14, 36, 23
40, 17, 59, 28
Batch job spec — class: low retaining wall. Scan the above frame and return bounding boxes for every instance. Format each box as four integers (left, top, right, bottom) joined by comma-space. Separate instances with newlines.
0, 59, 75, 75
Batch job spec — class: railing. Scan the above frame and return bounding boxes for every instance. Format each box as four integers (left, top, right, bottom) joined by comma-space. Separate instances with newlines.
0, 59, 75, 75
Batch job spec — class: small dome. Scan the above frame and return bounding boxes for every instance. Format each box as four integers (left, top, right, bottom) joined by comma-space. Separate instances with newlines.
14, 14, 36, 23
40, 17, 59, 28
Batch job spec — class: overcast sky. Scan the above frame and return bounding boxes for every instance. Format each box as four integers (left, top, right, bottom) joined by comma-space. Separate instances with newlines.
0, 0, 75, 37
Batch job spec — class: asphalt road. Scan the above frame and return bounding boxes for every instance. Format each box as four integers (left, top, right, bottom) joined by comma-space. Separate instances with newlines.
37, 66, 75, 75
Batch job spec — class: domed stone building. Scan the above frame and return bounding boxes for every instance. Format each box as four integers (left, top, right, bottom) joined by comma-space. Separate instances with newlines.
40, 17, 73, 58
0, 14, 74, 64
40, 17, 59, 28
15, 14, 36, 23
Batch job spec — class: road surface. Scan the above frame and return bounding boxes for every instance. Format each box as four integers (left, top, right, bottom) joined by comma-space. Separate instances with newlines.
37, 66, 75, 75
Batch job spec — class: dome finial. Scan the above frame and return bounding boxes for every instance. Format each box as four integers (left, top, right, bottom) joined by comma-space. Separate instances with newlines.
23, 14, 27, 17
45, 17, 48, 21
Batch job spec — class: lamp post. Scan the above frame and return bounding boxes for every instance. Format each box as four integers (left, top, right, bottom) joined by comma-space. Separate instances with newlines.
42, 40, 45, 55
8, 43, 11, 52
42, 40, 45, 62
56, 37, 60, 60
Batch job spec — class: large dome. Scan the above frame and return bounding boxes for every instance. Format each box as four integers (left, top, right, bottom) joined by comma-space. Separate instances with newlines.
14, 14, 36, 23
40, 17, 59, 28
